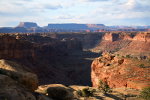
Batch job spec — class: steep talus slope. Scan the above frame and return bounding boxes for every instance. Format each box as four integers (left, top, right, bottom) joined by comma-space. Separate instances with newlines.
92, 32, 134, 53
117, 32, 150, 58
91, 52, 150, 90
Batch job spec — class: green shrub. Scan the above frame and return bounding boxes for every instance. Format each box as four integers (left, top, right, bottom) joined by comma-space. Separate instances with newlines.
116, 54, 120, 56
126, 55, 131, 58
77, 88, 95, 97
139, 64, 145, 68
98, 80, 112, 94
139, 87, 150, 100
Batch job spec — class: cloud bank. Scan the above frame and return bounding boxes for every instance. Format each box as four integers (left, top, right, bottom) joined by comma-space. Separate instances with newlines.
0, 0, 149, 26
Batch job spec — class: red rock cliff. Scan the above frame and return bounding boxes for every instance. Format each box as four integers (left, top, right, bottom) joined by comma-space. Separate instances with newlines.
92, 32, 133, 52
133, 32, 150, 42
91, 52, 150, 90
117, 32, 150, 57
0, 35, 35, 59
0, 34, 91, 86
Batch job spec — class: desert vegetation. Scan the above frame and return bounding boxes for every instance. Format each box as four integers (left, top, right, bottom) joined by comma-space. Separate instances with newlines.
139, 87, 150, 100
98, 80, 112, 94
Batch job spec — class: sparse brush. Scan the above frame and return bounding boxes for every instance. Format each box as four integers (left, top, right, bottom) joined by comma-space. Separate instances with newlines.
98, 80, 112, 94
139, 64, 145, 68
77, 88, 95, 97
139, 87, 150, 100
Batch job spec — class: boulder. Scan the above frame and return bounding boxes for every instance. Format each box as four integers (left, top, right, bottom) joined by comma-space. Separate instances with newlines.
36, 84, 74, 100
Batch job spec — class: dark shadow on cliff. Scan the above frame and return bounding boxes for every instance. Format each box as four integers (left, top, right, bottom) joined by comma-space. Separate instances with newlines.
0, 34, 101, 86
13, 49, 100, 86
38, 50, 100, 86
24, 50, 100, 86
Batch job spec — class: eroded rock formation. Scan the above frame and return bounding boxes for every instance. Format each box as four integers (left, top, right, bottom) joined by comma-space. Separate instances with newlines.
92, 32, 133, 52
0, 35, 35, 59
117, 32, 150, 57
0, 34, 93, 86
91, 52, 150, 90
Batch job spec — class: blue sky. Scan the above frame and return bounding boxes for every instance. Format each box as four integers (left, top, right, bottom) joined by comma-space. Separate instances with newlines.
0, 0, 150, 27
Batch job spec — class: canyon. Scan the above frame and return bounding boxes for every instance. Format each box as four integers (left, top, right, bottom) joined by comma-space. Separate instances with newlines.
0, 31, 150, 100
0, 33, 100, 86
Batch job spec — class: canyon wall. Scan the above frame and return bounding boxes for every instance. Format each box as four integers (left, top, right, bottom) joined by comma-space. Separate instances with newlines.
91, 32, 150, 90
0, 34, 96, 86
48, 33, 103, 49
0, 35, 35, 59
117, 32, 150, 58
92, 32, 133, 53
91, 53, 150, 90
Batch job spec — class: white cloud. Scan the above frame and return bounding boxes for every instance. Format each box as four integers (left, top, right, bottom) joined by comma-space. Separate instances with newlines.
0, 0, 149, 26
78, 0, 109, 2
0, 0, 62, 15
121, 0, 150, 12
56, 15, 73, 19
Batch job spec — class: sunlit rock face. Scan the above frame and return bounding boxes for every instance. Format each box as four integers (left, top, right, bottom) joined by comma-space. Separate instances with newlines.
92, 32, 133, 53
91, 52, 150, 90
132, 32, 150, 42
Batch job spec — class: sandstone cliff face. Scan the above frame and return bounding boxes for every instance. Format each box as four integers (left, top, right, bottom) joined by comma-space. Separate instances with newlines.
91, 53, 150, 90
117, 32, 150, 57
132, 32, 150, 42
17, 22, 39, 28
92, 32, 133, 52
102, 33, 120, 42
48, 33, 103, 49
0, 35, 35, 59
0, 34, 93, 86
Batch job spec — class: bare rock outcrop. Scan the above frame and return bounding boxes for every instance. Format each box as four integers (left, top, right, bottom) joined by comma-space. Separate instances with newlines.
0, 59, 38, 91
0, 74, 36, 100
0, 59, 53, 100
91, 52, 150, 90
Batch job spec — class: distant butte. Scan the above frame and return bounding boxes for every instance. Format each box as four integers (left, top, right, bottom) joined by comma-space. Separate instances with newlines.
17, 22, 39, 28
